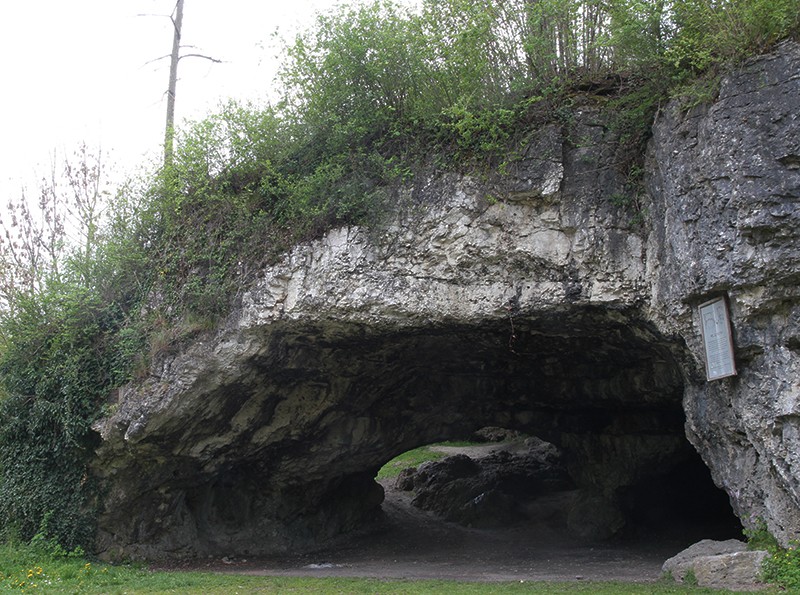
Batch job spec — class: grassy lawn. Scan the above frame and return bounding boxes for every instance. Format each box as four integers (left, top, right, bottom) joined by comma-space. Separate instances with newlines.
0, 542, 777, 594
376, 441, 483, 480
376, 446, 449, 480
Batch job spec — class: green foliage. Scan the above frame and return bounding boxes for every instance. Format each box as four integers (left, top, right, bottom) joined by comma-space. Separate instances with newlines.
607, 1, 674, 70
667, 0, 800, 74
741, 519, 800, 591
376, 446, 448, 480
682, 567, 698, 586
763, 543, 800, 591
744, 518, 780, 551
152, 102, 286, 317
437, 102, 519, 167
147, 99, 398, 326
28, 514, 86, 560
0, 283, 127, 550
281, 1, 421, 131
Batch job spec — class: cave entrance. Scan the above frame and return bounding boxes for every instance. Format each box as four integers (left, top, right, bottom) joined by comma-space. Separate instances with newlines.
309, 307, 746, 558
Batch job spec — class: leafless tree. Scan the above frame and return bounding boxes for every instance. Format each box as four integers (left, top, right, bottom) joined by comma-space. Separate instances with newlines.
160, 0, 222, 166
164, 0, 185, 166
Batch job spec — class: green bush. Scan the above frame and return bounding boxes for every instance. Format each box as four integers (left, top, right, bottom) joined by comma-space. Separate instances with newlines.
763, 543, 800, 590
280, 1, 422, 143
667, 0, 800, 74
743, 519, 800, 590
0, 284, 126, 549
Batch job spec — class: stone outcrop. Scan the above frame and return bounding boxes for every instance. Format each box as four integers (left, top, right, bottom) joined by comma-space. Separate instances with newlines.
396, 442, 571, 529
92, 41, 800, 559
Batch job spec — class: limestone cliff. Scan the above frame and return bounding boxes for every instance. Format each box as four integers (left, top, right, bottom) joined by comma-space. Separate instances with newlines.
92, 41, 800, 559
647, 41, 800, 544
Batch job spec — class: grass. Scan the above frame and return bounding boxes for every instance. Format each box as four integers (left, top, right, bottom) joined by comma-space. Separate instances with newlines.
0, 542, 778, 593
375, 441, 483, 481
0, 551, 766, 594
375, 446, 448, 480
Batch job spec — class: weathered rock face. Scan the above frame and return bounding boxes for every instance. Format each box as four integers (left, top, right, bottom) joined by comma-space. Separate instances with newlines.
646, 41, 800, 545
92, 42, 799, 559
398, 442, 572, 529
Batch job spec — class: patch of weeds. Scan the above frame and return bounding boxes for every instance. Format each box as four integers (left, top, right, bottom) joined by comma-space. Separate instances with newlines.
610, 161, 649, 229
683, 567, 698, 586
744, 518, 779, 550
610, 191, 647, 228
741, 518, 800, 591
672, 70, 722, 109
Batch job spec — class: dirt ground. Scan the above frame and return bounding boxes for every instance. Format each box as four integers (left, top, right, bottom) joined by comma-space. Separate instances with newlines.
177, 444, 704, 584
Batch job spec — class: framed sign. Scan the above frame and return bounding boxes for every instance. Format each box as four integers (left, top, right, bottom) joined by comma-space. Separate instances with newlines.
699, 297, 737, 381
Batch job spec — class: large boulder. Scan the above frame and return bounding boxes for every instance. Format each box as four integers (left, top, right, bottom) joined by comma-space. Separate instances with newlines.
399, 446, 571, 529
663, 539, 768, 590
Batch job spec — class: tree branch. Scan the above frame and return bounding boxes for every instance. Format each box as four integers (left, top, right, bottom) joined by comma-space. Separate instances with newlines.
144, 54, 172, 67
179, 53, 225, 64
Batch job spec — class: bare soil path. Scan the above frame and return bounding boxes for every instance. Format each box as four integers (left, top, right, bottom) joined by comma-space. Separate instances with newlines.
194, 483, 688, 583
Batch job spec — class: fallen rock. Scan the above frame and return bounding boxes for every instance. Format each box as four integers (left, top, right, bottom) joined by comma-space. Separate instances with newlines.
663, 539, 768, 590
403, 443, 571, 529
663, 538, 747, 579
693, 550, 769, 591
395, 467, 417, 491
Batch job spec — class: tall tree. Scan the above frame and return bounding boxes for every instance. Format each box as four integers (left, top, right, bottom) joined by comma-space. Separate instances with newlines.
162, 0, 222, 167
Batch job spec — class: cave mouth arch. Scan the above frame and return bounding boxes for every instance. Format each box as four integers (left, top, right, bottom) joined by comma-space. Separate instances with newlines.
98, 305, 744, 561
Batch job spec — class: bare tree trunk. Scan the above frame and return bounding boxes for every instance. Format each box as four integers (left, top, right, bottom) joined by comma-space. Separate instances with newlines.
165, 0, 185, 166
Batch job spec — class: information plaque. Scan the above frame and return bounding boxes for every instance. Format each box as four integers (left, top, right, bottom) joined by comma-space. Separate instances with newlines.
699, 297, 737, 381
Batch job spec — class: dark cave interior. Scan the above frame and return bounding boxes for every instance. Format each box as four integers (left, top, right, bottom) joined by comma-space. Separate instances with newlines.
376, 427, 742, 550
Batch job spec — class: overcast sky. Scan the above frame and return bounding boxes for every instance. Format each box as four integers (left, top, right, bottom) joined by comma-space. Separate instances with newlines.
0, 1, 414, 200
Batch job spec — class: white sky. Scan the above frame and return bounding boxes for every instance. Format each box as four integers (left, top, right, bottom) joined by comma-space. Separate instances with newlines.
0, 0, 416, 200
